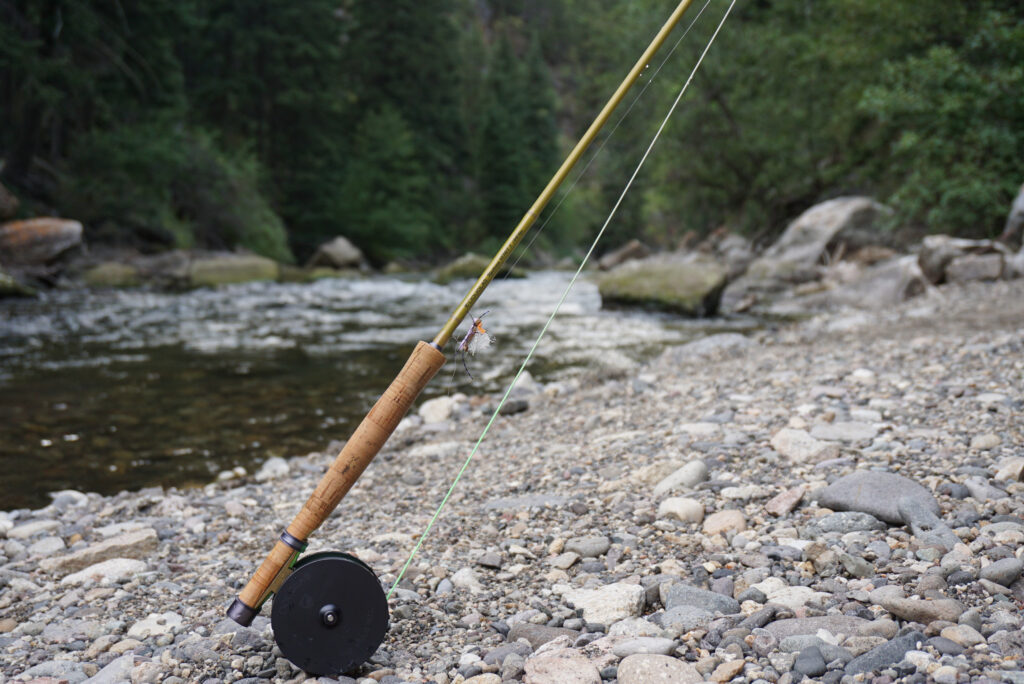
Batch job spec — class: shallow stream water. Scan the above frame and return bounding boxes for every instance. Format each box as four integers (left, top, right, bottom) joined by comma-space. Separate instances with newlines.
0, 272, 754, 509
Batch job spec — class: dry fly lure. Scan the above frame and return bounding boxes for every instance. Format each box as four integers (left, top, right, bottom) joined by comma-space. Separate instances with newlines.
456, 310, 494, 379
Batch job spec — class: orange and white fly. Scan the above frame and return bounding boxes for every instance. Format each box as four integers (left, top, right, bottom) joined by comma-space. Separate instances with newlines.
456, 311, 494, 379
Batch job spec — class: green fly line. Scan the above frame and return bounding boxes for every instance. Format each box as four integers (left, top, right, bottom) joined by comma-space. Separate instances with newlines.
388, 0, 738, 600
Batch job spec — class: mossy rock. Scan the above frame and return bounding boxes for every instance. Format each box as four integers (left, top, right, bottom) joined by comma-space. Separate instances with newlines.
596, 256, 728, 316
434, 252, 525, 285
0, 269, 36, 298
188, 254, 279, 287
278, 265, 362, 283
83, 262, 140, 288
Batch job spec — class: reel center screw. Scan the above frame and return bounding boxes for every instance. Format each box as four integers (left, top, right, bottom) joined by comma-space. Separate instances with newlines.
319, 604, 340, 628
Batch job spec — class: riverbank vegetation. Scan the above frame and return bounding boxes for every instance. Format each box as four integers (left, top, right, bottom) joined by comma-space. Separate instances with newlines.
2, 0, 1022, 264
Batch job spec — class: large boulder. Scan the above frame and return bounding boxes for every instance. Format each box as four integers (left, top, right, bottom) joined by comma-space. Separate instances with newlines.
596, 254, 728, 316
434, 252, 524, 285
0, 218, 83, 265
917, 235, 1011, 284
818, 256, 930, 309
0, 182, 19, 220
598, 239, 651, 270
188, 254, 279, 287
307, 236, 365, 270
722, 197, 891, 310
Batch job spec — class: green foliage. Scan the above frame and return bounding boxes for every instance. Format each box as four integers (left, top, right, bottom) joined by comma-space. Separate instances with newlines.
340, 106, 434, 264
3, 0, 1022, 263
858, 9, 1024, 235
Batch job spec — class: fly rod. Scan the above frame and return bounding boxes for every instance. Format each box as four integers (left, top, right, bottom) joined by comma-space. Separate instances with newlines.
227, 0, 700, 675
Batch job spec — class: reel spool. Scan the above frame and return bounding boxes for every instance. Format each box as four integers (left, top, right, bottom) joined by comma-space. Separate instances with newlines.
270, 551, 389, 676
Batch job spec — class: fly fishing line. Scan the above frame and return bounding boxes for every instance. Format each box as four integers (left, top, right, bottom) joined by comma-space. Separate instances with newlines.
501, 0, 715, 278
388, 0, 738, 599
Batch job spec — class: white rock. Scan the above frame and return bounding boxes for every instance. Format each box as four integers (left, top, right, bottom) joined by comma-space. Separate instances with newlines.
721, 485, 771, 500
849, 368, 876, 385
7, 520, 61, 539
652, 460, 708, 497
608, 617, 663, 637
677, 422, 720, 437
995, 457, 1024, 482
657, 497, 704, 524
763, 585, 829, 610
419, 396, 457, 423
61, 558, 148, 585
450, 567, 485, 593
770, 428, 835, 462
28, 536, 66, 557
810, 421, 878, 442
127, 612, 183, 639
254, 456, 290, 481
565, 582, 645, 625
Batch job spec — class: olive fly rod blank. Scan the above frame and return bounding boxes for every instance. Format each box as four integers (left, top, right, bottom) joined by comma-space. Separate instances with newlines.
227, 0, 702, 675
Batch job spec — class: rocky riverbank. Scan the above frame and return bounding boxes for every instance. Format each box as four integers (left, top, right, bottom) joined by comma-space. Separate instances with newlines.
2, 278, 1023, 684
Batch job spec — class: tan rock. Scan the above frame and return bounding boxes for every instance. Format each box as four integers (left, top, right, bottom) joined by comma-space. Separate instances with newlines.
765, 486, 805, 516
702, 510, 746, 535
710, 659, 745, 682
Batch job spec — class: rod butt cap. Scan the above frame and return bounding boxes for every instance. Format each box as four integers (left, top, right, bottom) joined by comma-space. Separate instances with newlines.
227, 597, 259, 626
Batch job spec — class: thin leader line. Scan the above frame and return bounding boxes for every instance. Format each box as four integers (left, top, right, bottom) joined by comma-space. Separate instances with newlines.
501, 0, 714, 277
387, 0, 738, 600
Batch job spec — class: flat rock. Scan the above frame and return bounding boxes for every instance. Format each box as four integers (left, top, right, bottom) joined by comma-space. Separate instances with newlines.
815, 470, 939, 523
765, 615, 872, 640
806, 511, 886, 534
523, 648, 600, 684
845, 631, 925, 676
710, 659, 745, 682
770, 428, 836, 462
83, 653, 136, 684
127, 612, 183, 638
871, 595, 964, 624
662, 583, 739, 615
794, 646, 827, 677
565, 582, 645, 625
765, 486, 805, 516
7, 519, 61, 539
616, 654, 703, 684
61, 558, 148, 585
41, 528, 157, 575
611, 637, 677, 657
810, 421, 878, 442
508, 624, 580, 650
898, 497, 960, 550
939, 624, 985, 648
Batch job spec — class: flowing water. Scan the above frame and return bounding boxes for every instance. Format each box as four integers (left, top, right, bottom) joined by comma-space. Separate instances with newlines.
0, 272, 755, 509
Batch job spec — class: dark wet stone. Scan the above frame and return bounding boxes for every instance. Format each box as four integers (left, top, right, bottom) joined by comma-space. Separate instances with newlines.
738, 606, 778, 630
737, 587, 767, 604
946, 570, 975, 586
794, 645, 827, 677
926, 636, 965, 655
662, 583, 740, 614
763, 544, 804, 561
816, 471, 938, 524
483, 641, 533, 665
844, 631, 925, 676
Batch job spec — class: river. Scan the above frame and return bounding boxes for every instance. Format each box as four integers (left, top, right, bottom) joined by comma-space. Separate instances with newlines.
0, 272, 754, 509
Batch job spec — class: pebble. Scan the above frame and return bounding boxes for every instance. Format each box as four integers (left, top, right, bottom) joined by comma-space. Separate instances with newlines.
3, 279, 1023, 684
652, 460, 708, 496
564, 535, 610, 558
656, 497, 704, 523
815, 470, 940, 524
616, 654, 702, 684
979, 557, 1023, 586
701, 509, 746, 535
793, 645, 827, 677
564, 582, 644, 625
661, 583, 740, 615
769, 428, 835, 462
61, 557, 148, 585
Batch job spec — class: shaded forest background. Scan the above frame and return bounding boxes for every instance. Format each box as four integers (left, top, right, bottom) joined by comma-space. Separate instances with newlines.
2, 0, 1022, 265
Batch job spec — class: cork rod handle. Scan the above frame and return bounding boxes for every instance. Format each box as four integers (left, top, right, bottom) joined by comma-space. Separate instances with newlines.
231, 341, 446, 619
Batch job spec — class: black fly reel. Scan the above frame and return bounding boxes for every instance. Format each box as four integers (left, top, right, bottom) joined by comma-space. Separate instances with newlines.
270, 551, 389, 676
